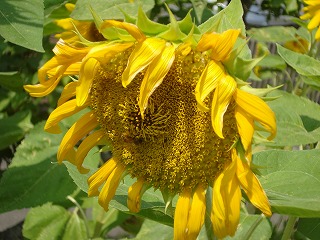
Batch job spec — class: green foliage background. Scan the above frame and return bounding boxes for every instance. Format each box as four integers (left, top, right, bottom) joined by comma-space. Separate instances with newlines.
1, 0, 320, 239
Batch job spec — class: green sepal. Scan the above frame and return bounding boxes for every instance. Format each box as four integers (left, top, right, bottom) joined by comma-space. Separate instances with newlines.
70, 21, 98, 47
178, 9, 200, 35
137, 7, 168, 35
240, 85, 283, 98
119, 8, 137, 24
161, 190, 174, 217
157, 4, 186, 41
233, 55, 266, 81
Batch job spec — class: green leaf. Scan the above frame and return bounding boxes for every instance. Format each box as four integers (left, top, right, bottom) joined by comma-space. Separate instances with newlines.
71, 0, 155, 21
23, 203, 70, 240
199, 0, 245, 34
0, 110, 33, 150
0, 0, 44, 52
265, 90, 320, 146
253, 149, 320, 217
277, 44, 320, 77
296, 218, 320, 239
0, 71, 24, 91
248, 26, 297, 43
256, 54, 287, 71
0, 122, 76, 213
226, 213, 272, 240
62, 210, 87, 240
133, 219, 173, 240
285, 0, 298, 12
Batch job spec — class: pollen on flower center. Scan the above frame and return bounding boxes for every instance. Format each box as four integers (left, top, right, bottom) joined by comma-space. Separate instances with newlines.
90, 48, 239, 193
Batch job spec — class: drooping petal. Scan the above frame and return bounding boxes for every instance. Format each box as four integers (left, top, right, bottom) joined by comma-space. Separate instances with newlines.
308, 9, 320, 29
57, 81, 77, 106
87, 158, 118, 197
75, 129, 106, 173
234, 89, 276, 140
127, 178, 146, 213
138, 43, 175, 117
195, 60, 225, 112
235, 156, 272, 217
174, 189, 192, 240
234, 105, 254, 152
98, 163, 126, 211
101, 20, 146, 42
211, 157, 241, 239
197, 29, 241, 62
45, 99, 90, 134
76, 58, 100, 106
122, 38, 166, 87
57, 111, 98, 163
211, 75, 237, 138
186, 184, 207, 240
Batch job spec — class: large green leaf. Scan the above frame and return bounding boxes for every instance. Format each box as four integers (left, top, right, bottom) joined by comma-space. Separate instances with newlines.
0, 71, 24, 91
23, 203, 70, 240
0, 110, 33, 150
264, 90, 320, 146
133, 219, 173, 240
198, 0, 245, 34
253, 149, 320, 217
71, 0, 155, 21
296, 218, 320, 239
248, 26, 297, 43
62, 210, 87, 240
0, 122, 76, 213
0, 0, 44, 52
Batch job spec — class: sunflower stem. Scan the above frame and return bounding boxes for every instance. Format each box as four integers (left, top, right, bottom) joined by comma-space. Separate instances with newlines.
281, 216, 298, 240
67, 195, 91, 239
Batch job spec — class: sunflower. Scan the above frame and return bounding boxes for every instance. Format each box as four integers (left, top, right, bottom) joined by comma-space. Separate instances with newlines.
300, 0, 320, 40
25, 6, 276, 240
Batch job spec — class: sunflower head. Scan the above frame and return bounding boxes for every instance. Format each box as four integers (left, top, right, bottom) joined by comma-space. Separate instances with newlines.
25, 4, 276, 239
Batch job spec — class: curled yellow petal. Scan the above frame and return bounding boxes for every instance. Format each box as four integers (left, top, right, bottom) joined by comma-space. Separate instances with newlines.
75, 129, 105, 174
234, 89, 276, 140
195, 60, 225, 112
127, 178, 146, 213
88, 158, 118, 197
122, 38, 166, 87
101, 20, 146, 42
57, 81, 77, 106
197, 29, 241, 62
186, 184, 206, 240
174, 189, 192, 240
211, 156, 241, 239
211, 75, 237, 139
235, 105, 254, 152
45, 99, 90, 134
98, 163, 126, 211
76, 58, 100, 107
138, 43, 175, 117
236, 155, 272, 217
57, 111, 98, 163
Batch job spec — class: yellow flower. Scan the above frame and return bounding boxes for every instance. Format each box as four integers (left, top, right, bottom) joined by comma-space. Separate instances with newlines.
301, 0, 320, 40
24, 9, 276, 239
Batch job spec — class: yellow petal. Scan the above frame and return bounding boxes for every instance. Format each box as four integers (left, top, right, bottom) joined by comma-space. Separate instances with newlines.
316, 27, 320, 40
174, 189, 192, 240
308, 10, 320, 29
211, 75, 237, 139
45, 99, 90, 134
88, 158, 118, 197
236, 155, 272, 217
76, 58, 100, 107
122, 38, 166, 87
234, 89, 276, 140
138, 43, 175, 117
101, 20, 146, 42
212, 156, 241, 238
55, 18, 73, 30
57, 111, 98, 163
127, 178, 146, 213
195, 60, 225, 112
98, 163, 126, 211
197, 29, 240, 62
57, 81, 77, 106
234, 105, 254, 152
186, 184, 207, 240
75, 129, 105, 174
